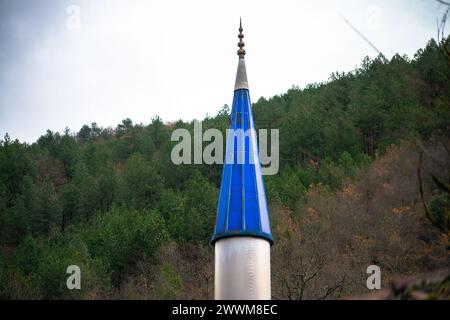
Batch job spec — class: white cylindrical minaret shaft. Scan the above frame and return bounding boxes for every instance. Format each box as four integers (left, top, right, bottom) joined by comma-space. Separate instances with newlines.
215, 237, 271, 300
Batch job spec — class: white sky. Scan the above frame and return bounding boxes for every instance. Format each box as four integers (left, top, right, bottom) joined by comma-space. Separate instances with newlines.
0, 0, 448, 143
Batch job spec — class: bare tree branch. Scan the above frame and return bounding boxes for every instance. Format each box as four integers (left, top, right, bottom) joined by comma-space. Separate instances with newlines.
340, 13, 387, 62
436, 0, 450, 6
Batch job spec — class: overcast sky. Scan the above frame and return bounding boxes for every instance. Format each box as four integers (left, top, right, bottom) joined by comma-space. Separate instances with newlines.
0, 0, 448, 143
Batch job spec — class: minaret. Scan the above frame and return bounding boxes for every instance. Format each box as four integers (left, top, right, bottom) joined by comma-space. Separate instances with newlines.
212, 19, 273, 300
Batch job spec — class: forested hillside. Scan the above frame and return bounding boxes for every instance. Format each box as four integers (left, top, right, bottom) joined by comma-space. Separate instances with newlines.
0, 37, 449, 299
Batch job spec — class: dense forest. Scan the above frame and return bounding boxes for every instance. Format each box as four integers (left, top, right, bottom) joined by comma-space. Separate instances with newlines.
0, 37, 449, 299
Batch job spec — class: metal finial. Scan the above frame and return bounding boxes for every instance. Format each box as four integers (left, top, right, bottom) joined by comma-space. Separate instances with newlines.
237, 18, 246, 58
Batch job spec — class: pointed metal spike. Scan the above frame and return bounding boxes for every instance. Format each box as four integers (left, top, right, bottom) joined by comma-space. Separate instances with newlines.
237, 18, 246, 58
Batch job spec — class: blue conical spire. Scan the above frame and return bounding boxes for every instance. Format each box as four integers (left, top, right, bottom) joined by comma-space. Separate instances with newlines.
212, 20, 273, 245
